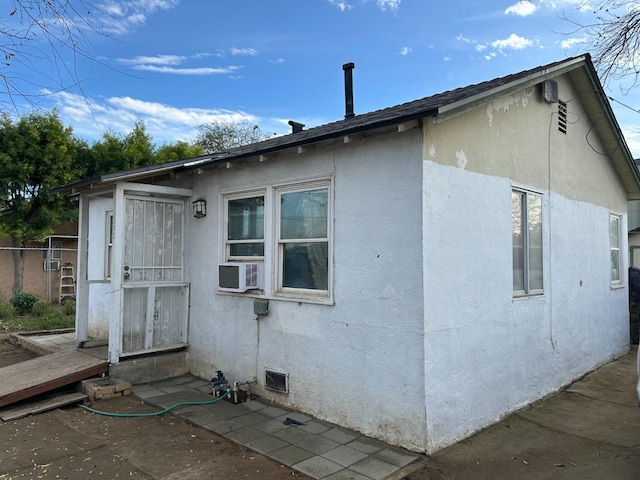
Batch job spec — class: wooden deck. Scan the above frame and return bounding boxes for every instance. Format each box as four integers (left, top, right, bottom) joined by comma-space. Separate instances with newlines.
0, 350, 108, 408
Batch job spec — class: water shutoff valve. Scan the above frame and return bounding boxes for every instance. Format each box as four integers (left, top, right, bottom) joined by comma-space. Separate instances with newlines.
211, 370, 229, 396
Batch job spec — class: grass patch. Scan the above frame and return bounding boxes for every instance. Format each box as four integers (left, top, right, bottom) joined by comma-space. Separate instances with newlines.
0, 304, 74, 332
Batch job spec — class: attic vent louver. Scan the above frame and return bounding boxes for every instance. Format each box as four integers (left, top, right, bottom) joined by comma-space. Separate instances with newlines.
558, 100, 567, 135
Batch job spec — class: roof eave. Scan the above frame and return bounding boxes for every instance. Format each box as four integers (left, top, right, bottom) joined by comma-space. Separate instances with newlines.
435, 55, 588, 122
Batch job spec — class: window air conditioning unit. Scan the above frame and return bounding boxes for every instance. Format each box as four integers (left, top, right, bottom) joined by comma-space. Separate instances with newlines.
43, 261, 60, 271
218, 262, 263, 292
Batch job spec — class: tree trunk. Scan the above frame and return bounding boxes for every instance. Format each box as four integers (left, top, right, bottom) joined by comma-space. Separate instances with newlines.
11, 237, 25, 296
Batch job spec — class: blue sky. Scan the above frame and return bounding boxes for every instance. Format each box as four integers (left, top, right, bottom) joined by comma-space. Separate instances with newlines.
3, 0, 640, 155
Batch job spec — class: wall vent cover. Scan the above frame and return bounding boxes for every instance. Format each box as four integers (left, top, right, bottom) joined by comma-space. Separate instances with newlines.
265, 369, 288, 393
558, 100, 567, 134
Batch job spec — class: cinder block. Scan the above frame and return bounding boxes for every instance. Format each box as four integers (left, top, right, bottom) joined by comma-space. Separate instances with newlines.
94, 392, 118, 400
113, 379, 132, 393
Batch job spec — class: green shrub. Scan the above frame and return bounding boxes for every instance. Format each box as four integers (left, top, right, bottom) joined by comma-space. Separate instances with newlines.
0, 303, 15, 319
32, 301, 54, 317
62, 299, 76, 316
9, 293, 39, 315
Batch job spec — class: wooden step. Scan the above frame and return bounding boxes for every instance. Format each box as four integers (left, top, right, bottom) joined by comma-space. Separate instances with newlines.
0, 392, 88, 421
0, 350, 108, 408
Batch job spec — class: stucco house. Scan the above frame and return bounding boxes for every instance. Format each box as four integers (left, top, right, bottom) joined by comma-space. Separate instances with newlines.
55, 54, 640, 453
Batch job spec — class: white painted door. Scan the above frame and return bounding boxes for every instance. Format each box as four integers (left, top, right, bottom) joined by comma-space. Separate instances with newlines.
120, 195, 189, 355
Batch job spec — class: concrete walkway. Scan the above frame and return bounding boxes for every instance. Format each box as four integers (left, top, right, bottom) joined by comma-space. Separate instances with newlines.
132, 377, 423, 480
426, 346, 640, 480
17, 332, 424, 480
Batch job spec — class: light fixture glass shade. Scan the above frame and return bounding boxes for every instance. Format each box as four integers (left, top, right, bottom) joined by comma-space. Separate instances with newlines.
193, 199, 206, 218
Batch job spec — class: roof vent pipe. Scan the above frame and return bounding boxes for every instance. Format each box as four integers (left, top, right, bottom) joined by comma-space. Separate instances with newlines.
343, 62, 355, 119
288, 120, 305, 133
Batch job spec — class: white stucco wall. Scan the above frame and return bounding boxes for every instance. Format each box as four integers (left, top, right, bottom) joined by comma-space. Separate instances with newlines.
184, 129, 428, 450
76, 71, 633, 455
421, 74, 630, 452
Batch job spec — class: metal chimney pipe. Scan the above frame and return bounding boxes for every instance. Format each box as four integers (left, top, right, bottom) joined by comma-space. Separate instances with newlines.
343, 62, 355, 119
288, 120, 305, 133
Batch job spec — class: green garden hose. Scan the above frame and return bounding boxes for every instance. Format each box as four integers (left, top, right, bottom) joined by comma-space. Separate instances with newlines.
78, 388, 231, 417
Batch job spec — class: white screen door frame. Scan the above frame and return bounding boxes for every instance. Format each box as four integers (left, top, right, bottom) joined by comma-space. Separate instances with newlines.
108, 182, 193, 364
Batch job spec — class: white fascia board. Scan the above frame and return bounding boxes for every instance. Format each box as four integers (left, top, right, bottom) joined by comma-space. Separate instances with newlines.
436, 56, 587, 122
118, 182, 193, 198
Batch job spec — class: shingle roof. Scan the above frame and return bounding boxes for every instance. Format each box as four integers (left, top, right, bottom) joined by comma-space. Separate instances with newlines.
54, 54, 640, 197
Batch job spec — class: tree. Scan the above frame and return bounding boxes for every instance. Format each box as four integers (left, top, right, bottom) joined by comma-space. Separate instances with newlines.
565, 1, 640, 90
0, 111, 83, 294
1, 1, 99, 110
87, 121, 156, 176
195, 120, 271, 154
85, 130, 126, 177
155, 141, 204, 164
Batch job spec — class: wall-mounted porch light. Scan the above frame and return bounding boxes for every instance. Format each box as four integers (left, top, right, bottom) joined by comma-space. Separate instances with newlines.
193, 199, 207, 218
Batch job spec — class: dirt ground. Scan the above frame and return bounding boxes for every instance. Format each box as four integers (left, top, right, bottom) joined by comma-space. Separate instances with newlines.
0, 336, 435, 480
2, 335, 638, 480
0, 335, 315, 480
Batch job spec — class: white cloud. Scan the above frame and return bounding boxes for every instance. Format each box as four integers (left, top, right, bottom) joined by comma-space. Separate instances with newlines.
94, 0, 180, 35
457, 32, 534, 58
456, 34, 474, 45
505, 1, 537, 16
559, 37, 587, 49
269, 58, 285, 65
327, 0, 352, 11
399, 46, 412, 56
377, 0, 400, 12
132, 65, 241, 75
491, 33, 533, 50
540, 0, 591, 9
46, 90, 260, 144
115, 53, 242, 75
326, 0, 400, 12
230, 48, 258, 56
117, 55, 186, 66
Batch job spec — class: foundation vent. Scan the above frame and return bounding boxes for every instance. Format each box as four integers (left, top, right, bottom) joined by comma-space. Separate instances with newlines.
558, 100, 567, 135
265, 369, 288, 394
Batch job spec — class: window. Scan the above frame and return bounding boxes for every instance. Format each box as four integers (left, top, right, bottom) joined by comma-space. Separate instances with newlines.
512, 189, 543, 295
106, 211, 114, 279
43, 240, 63, 260
225, 195, 265, 259
610, 214, 621, 283
51, 241, 63, 260
277, 184, 330, 293
221, 179, 332, 299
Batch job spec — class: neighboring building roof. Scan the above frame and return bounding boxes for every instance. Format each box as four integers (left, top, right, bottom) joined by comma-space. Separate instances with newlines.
54, 54, 640, 199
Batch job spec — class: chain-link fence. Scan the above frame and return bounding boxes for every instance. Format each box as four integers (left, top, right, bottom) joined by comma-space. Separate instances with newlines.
0, 237, 78, 304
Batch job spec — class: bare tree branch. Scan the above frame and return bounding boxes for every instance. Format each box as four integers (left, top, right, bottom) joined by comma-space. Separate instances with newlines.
563, 1, 640, 92
0, 1, 106, 112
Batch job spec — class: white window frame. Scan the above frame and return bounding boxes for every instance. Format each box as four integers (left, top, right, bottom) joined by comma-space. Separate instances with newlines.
51, 240, 63, 260
512, 188, 543, 297
223, 190, 266, 261
219, 178, 333, 302
610, 213, 622, 285
275, 180, 332, 298
105, 210, 114, 280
